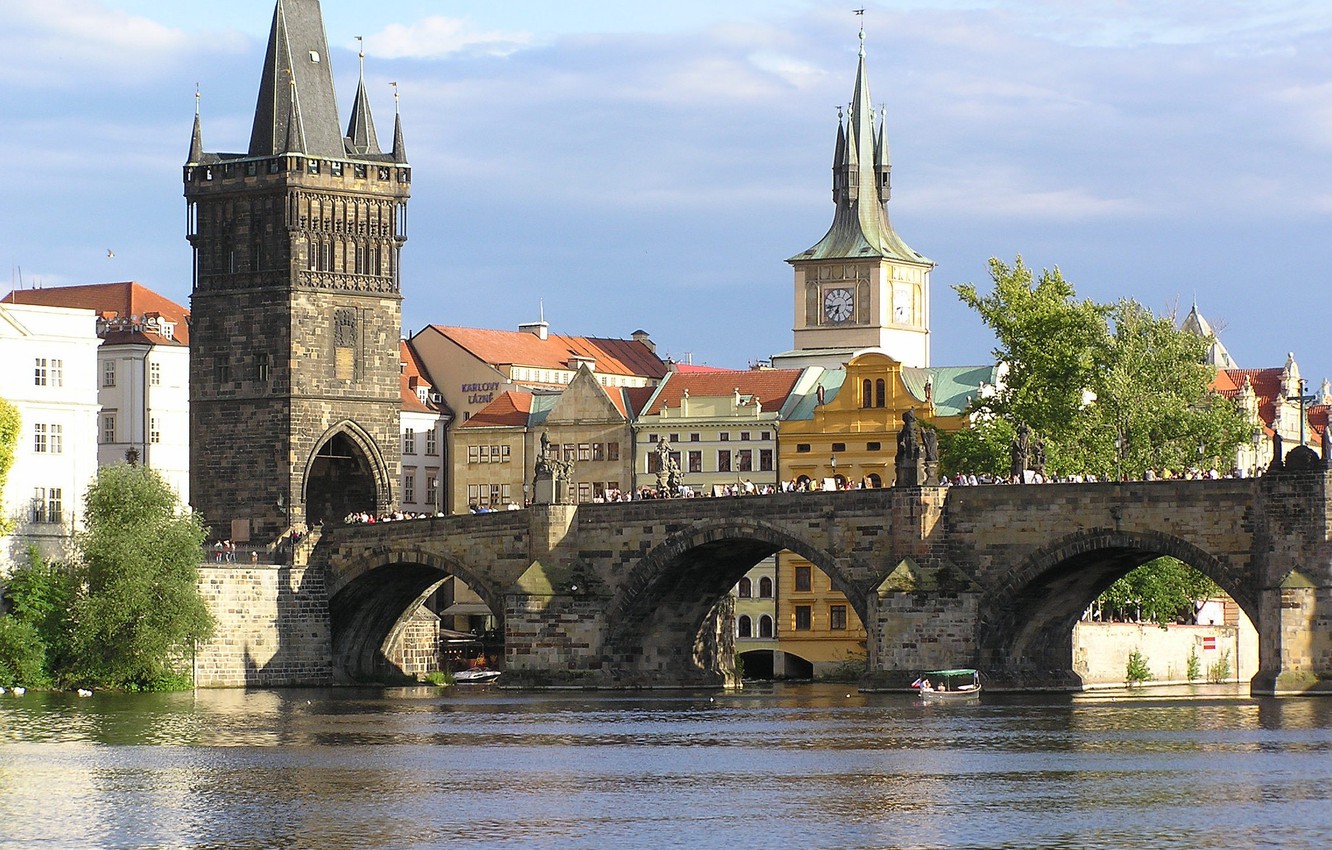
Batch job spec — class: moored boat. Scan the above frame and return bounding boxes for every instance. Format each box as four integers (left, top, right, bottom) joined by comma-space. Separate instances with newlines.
453, 667, 502, 684
913, 668, 982, 701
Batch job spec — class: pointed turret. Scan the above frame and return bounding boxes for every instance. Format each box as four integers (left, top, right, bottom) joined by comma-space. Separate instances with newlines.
249, 0, 344, 159
187, 107, 204, 166
790, 26, 929, 265
391, 84, 408, 163
282, 79, 306, 154
345, 40, 382, 156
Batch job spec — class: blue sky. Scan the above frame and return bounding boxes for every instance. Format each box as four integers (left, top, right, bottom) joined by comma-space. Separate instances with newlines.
4, 0, 1332, 388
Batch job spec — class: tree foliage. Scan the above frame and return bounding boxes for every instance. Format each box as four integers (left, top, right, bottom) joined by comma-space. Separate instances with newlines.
0, 548, 76, 686
0, 397, 20, 535
65, 465, 214, 689
1095, 557, 1222, 627
949, 256, 1250, 479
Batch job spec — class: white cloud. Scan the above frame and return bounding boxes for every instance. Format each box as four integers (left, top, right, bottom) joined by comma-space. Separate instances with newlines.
364, 17, 536, 59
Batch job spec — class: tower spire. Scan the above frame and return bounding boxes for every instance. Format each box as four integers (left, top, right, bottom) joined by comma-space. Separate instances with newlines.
249, 0, 344, 158
391, 81, 408, 163
345, 34, 382, 156
187, 84, 204, 165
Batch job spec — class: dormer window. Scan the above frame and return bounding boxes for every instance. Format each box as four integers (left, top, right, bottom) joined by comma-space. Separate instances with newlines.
309, 51, 321, 63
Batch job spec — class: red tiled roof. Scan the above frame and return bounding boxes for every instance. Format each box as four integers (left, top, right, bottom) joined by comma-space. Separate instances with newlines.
1217, 368, 1283, 427
1309, 405, 1328, 438
462, 391, 533, 428
643, 369, 804, 416
2, 281, 190, 345
670, 363, 739, 374
430, 325, 667, 380
400, 340, 436, 414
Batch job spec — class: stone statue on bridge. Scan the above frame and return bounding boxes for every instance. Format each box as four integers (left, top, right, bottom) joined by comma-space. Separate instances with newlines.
533, 430, 573, 504
655, 439, 682, 496
895, 410, 927, 487
1011, 424, 1032, 481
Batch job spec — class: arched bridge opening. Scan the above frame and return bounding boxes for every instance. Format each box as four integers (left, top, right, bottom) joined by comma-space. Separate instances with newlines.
328, 551, 505, 682
977, 529, 1258, 690
605, 522, 849, 687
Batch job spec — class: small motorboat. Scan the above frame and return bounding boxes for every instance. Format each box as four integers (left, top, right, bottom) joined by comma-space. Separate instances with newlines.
453, 667, 502, 684
913, 668, 982, 701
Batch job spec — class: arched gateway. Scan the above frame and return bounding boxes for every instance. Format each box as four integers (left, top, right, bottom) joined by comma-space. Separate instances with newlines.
303, 422, 392, 526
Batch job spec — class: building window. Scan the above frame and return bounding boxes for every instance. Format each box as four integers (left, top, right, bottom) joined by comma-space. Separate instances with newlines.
740, 432, 751, 441
737, 449, 753, 472
717, 450, 732, 473
669, 433, 679, 443
578, 482, 591, 503
862, 378, 873, 408
759, 615, 774, 638
102, 414, 116, 444
31, 487, 62, 525
690, 433, 699, 442
832, 442, 846, 453
794, 605, 812, 631
607, 442, 620, 461
830, 605, 848, 631
213, 355, 230, 385
33, 358, 47, 386
759, 577, 773, 598
795, 566, 812, 592
254, 353, 270, 383
102, 360, 116, 388
426, 429, 438, 456
738, 577, 752, 598
150, 361, 162, 386
404, 471, 415, 504
761, 431, 770, 441
688, 451, 702, 473
563, 444, 575, 462
796, 444, 811, 453
876, 379, 886, 408
867, 442, 881, 452
404, 428, 416, 455
719, 432, 730, 442
738, 616, 753, 638
592, 443, 605, 461
33, 423, 47, 454
759, 449, 773, 472
425, 475, 438, 508
578, 444, 591, 462
647, 453, 660, 474
149, 419, 160, 445
51, 359, 63, 387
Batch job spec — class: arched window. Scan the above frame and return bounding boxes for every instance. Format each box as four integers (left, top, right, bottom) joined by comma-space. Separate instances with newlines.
738, 577, 752, 598
867, 473, 883, 488
758, 576, 773, 598
738, 615, 753, 638
862, 378, 873, 408
759, 615, 774, 638
875, 379, 886, 408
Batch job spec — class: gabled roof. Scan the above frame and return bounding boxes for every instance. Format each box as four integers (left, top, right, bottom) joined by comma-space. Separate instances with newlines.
1217, 367, 1282, 426
642, 369, 804, 417
427, 325, 668, 380
400, 339, 449, 415
461, 391, 534, 428
2, 282, 190, 345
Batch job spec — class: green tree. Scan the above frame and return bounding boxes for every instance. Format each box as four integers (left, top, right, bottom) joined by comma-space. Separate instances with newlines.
66, 464, 213, 690
1096, 557, 1221, 627
949, 257, 1249, 478
0, 547, 76, 686
0, 397, 19, 534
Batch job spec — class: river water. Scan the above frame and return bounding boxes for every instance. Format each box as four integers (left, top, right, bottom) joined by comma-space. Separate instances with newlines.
2, 683, 1332, 850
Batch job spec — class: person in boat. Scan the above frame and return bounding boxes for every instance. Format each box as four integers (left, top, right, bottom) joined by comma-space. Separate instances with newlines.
920, 678, 932, 691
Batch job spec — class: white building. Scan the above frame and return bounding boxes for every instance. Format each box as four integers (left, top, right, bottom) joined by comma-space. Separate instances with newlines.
0, 302, 101, 569
3, 283, 191, 506
400, 340, 452, 514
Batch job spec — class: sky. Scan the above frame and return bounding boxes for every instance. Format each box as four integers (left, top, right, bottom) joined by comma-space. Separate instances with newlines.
4, 0, 1332, 388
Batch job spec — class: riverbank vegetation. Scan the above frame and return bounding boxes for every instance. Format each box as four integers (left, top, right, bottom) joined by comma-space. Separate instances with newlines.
0, 464, 213, 691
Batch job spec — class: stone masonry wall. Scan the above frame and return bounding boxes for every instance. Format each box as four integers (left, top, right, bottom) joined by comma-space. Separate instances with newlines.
195, 563, 332, 687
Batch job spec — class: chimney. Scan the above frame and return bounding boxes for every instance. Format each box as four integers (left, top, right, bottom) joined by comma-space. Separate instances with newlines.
518, 320, 549, 340
632, 329, 654, 353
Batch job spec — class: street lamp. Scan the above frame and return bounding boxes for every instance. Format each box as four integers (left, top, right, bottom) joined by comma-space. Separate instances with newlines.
1114, 432, 1123, 483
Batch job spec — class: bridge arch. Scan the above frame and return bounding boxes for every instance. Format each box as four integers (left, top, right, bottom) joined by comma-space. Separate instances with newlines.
605, 518, 847, 684
977, 527, 1256, 687
327, 546, 506, 680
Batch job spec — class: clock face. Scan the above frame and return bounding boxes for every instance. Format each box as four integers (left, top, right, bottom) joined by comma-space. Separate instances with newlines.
824, 288, 854, 323
893, 284, 912, 323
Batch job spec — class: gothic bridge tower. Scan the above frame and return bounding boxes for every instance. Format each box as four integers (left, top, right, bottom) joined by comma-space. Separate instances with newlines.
779, 25, 935, 370
185, 0, 409, 545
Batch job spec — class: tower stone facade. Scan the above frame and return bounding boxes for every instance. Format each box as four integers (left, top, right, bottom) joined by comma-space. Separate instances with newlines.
185, 0, 408, 546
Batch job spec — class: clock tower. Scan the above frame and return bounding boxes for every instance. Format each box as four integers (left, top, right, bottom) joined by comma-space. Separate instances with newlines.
776, 27, 934, 369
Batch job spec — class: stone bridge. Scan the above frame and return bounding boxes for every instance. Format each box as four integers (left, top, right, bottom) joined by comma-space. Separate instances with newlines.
302, 472, 1332, 694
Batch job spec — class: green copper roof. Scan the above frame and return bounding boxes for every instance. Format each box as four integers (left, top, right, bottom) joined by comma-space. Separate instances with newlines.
789, 32, 932, 267
902, 365, 998, 418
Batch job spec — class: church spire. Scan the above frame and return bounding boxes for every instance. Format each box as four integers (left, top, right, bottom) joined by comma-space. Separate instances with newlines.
283, 77, 306, 154
249, 0, 344, 159
345, 36, 382, 156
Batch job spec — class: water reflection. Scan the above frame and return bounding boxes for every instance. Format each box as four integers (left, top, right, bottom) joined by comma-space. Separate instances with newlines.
3, 684, 1332, 849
